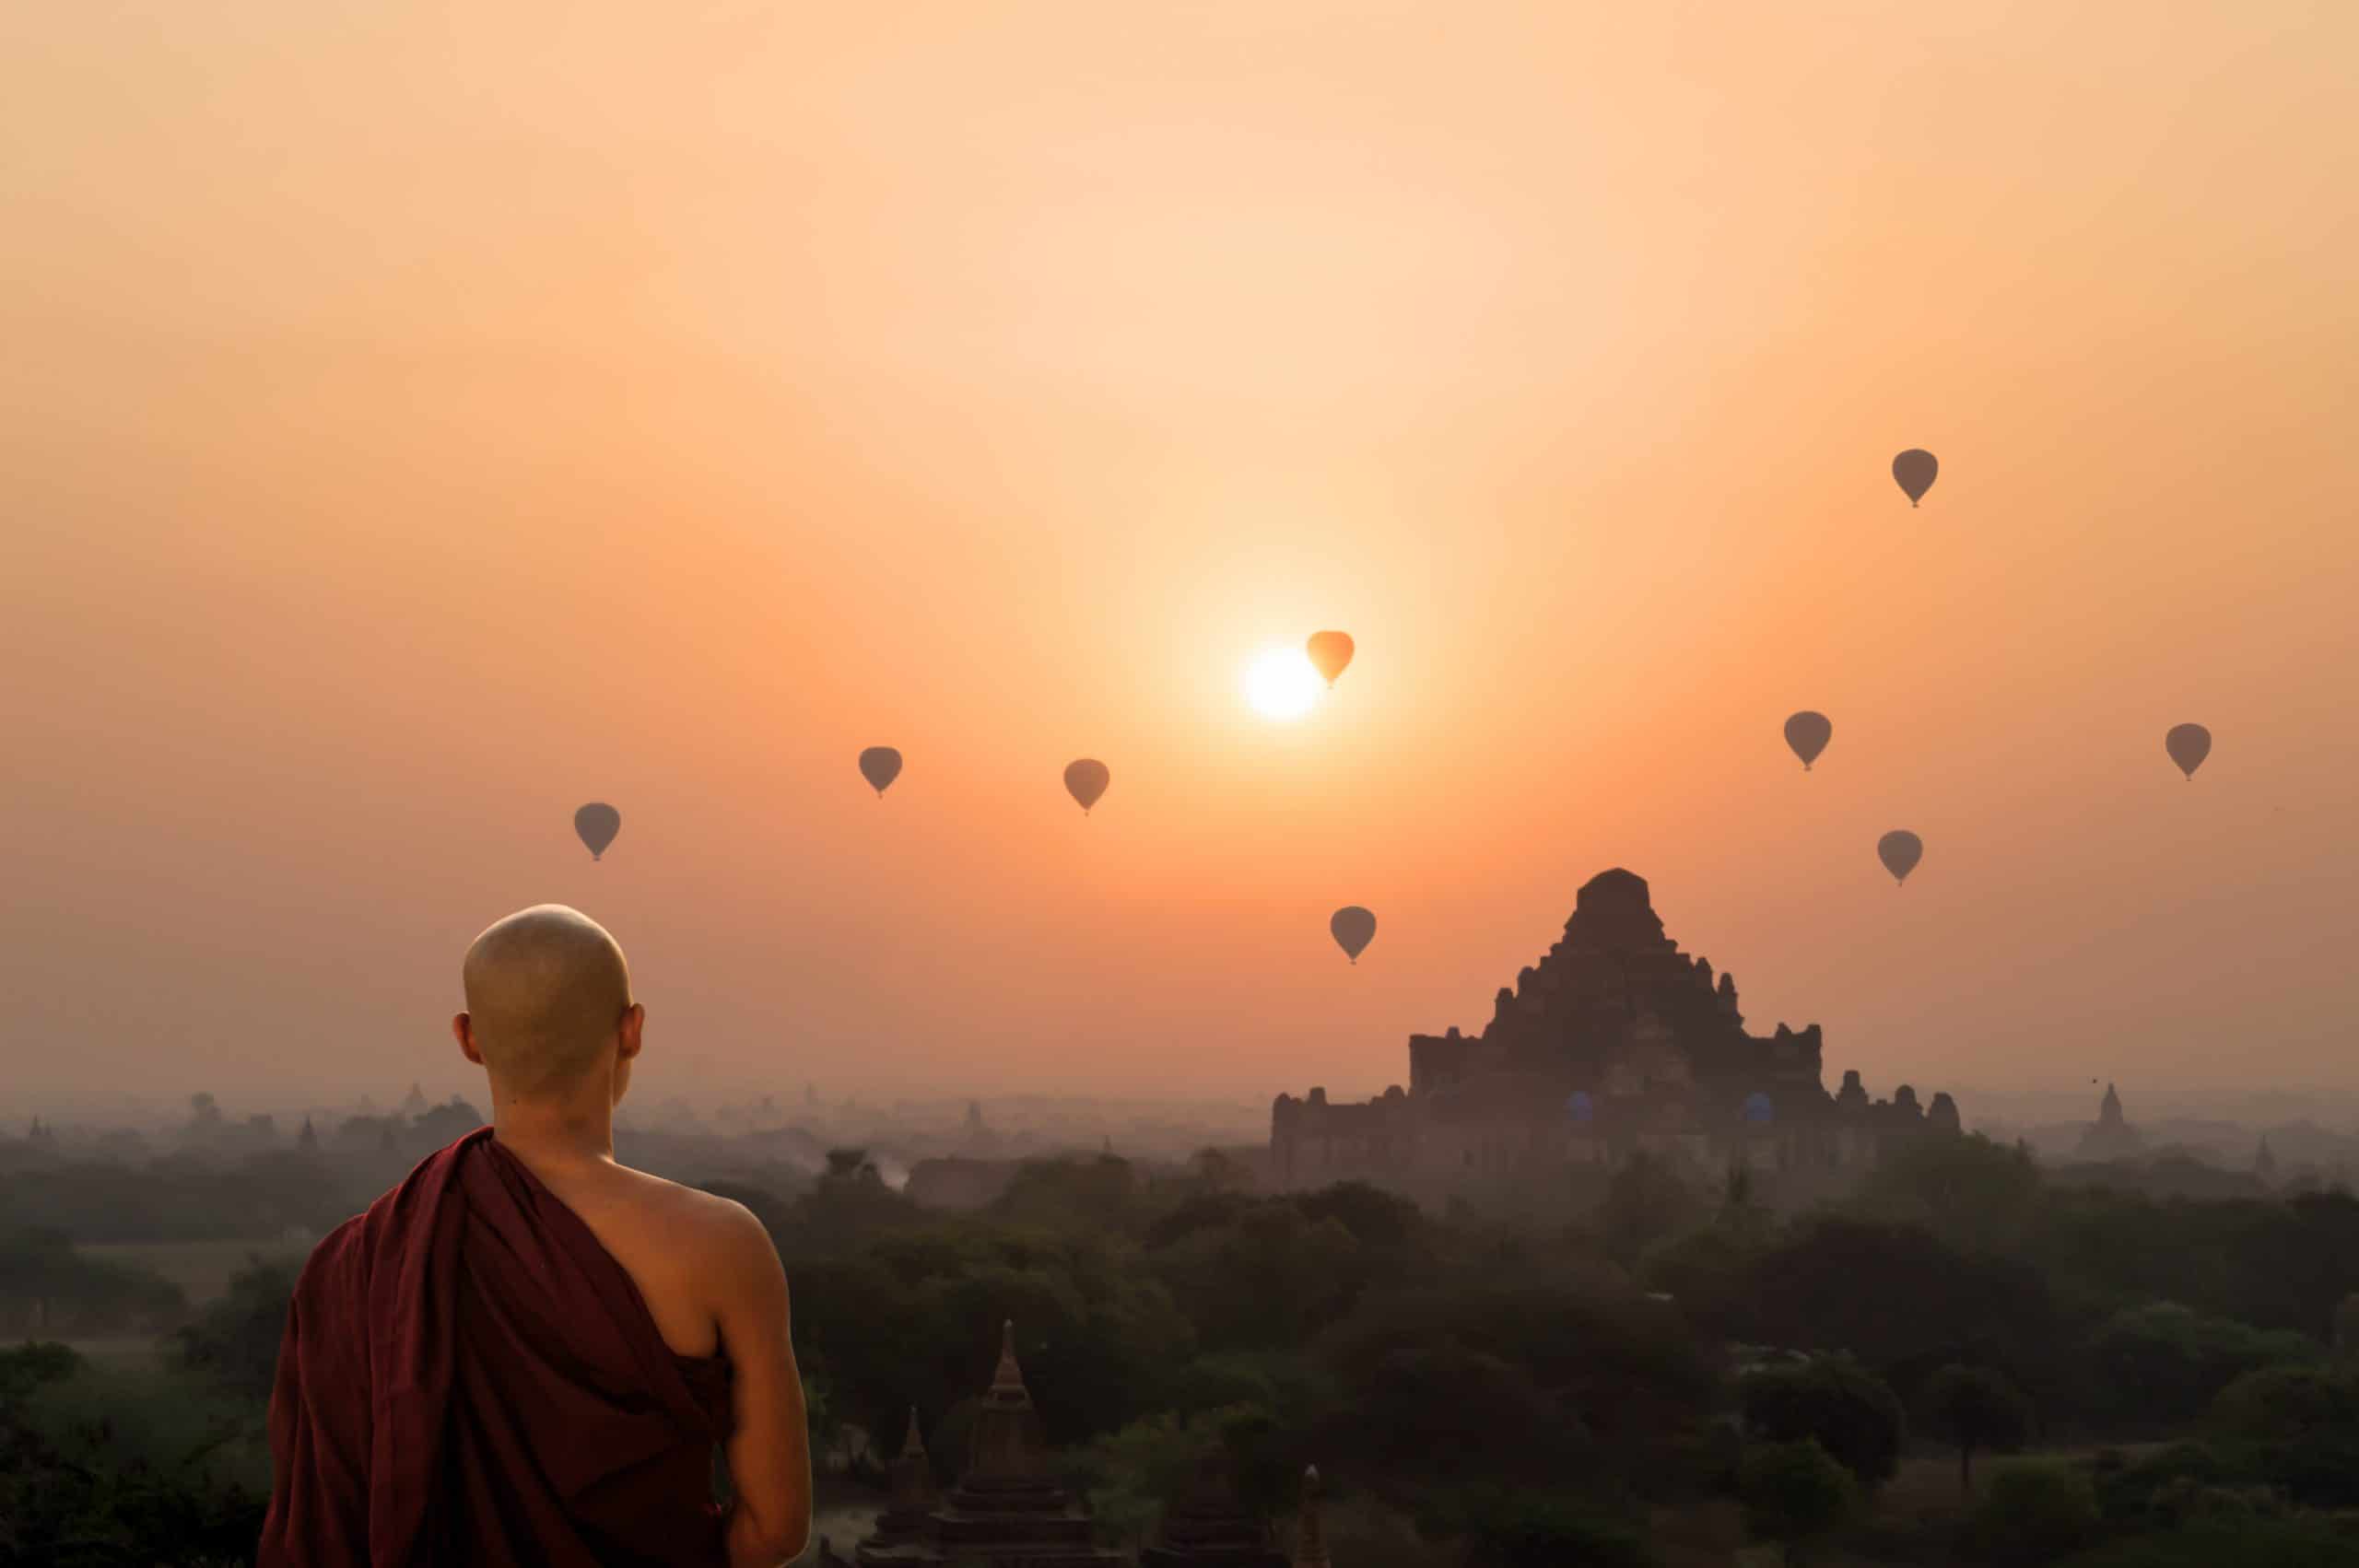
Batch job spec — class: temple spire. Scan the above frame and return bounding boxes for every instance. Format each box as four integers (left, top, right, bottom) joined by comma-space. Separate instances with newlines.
921, 1319, 1122, 1564
885, 1404, 936, 1515
1291, 1466, 1329, 1568
992, 1318, 1026, 1398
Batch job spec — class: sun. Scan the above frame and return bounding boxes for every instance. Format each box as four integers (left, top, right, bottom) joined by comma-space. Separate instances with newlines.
1243, 646, 1323, 721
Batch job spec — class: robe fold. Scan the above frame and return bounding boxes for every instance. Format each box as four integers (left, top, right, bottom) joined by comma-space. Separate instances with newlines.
260, 1128, 734, 1567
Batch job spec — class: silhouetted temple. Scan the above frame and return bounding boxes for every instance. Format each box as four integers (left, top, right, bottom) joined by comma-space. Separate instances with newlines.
834, 1326, 1310, 1568
1271, 870, 1960, 1192
2074, 1081, 2146, 1163
846, 1322, 1125, 1568
852, 1409, 941, 1567
1141, 1441, 1285, 1568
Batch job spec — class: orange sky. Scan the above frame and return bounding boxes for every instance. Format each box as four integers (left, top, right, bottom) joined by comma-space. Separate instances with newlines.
4, 3, 2353, 1111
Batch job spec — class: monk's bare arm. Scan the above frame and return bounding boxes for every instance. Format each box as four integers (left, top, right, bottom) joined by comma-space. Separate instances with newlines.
710, 1201, 812, 1568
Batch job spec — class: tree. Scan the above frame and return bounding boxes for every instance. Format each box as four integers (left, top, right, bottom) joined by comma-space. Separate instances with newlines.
2208, 1363, 2359, 1507
1341, 1341, 1581, 1488
1292, 1181, 1424, 1252
1735, 1217, 2060, 1404
1738, 1439, 1853, 1566
1072, 1406, 1280, 1550
1455, 1491, 1661, 1568
786, 1224, 1195, 1454
1188, 1147, 1250, 1195
1147, 1203, 1370, 1352
1740, 1357, 1906, 1491
1595, 1152, 1704, 1268
2087, 1301, 2320, 1429
2333, 1292, 2359, 1364
412, 1097, 484, 1146
0, 1340, 83, 1405
1856, 1133, 2041, 1253
0, 1226, 186, 1335
1919, 1363, 2032, 1498
1971, 1458, 2098, 1563
989, 1153, 1143, 1234
1715, 1161, 1773, 1247
824, 1147, 883, 1183
176, 1255, 301, 1400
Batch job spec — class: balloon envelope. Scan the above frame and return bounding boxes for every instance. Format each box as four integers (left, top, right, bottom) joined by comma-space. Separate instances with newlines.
1893, 449, 1939, 506
1784, 710, 1832, 771
2165, 723, 2212, 780
1306, 630, 1356, 687
574, 802, 620, 860
1064, 758, 1110, 813
858, 746, 903, 796
1877, 829, 1923, 885
1330, 906, 1377, 964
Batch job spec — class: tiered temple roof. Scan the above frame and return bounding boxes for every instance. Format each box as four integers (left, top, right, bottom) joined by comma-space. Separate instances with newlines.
851, 1409, 943, 1566
852, 1321, 1125, 1568
1273, 869, 1963, 1187
1403, 869, 1831, 1124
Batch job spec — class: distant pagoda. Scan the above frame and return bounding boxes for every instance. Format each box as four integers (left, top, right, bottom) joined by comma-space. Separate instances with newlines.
1141, 1440, 1285, 1568
2075, 1082, 2146, 1163
850, 1321, 1124, 1568
851, 1409, 944, 1568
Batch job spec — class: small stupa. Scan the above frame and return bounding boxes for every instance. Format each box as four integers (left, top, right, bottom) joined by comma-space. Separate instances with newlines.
1141, 1439, 1286, 1568
924, 1321, 1125, 1567
1288, 1467, 1330, 1568
853, 1409, 945, 1567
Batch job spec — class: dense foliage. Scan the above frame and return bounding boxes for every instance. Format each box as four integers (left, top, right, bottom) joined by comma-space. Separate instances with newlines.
15, 1129, 2359, 1563
0, 1228, 186, 1336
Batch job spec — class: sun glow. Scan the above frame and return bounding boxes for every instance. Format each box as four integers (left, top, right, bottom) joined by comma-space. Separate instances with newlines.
1243, 647, 1323, 721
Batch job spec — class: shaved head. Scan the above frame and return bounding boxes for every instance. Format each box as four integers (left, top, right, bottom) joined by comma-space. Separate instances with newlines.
460, 905, 636, 1097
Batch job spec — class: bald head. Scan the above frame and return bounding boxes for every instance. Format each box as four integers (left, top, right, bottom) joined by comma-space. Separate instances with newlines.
458, 905, 637, 1097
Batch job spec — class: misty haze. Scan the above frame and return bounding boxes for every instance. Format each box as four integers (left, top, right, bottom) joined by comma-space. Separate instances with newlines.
6, 4, 2357, 1567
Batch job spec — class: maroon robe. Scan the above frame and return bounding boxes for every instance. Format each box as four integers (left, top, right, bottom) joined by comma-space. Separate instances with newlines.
260, 1128, 734, 1567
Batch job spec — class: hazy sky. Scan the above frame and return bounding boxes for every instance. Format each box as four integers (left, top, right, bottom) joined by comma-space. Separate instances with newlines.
5, 2, 2353, 1111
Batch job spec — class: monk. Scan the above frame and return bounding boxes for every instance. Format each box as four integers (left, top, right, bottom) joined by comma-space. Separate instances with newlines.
260, 905, 812, 1568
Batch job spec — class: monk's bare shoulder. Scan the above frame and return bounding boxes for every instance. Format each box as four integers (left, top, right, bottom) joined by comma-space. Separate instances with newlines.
616, 1168, 780, 1276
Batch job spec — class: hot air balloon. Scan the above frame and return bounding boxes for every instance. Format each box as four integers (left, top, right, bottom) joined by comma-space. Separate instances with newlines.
1306, 631, 1356, 688
574, 802, 621, 861
1784, 711, 1833, 772
2165, 723, 2212, 781
1877, 829, 1923, 886
1330, 906, 1377, 965
1063, 759, 1110, 815
858, 746, 903, 797
1893, 449, 1939, 507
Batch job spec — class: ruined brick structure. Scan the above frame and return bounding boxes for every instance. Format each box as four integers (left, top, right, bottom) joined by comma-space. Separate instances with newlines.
1270, 869, 1958, 1193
